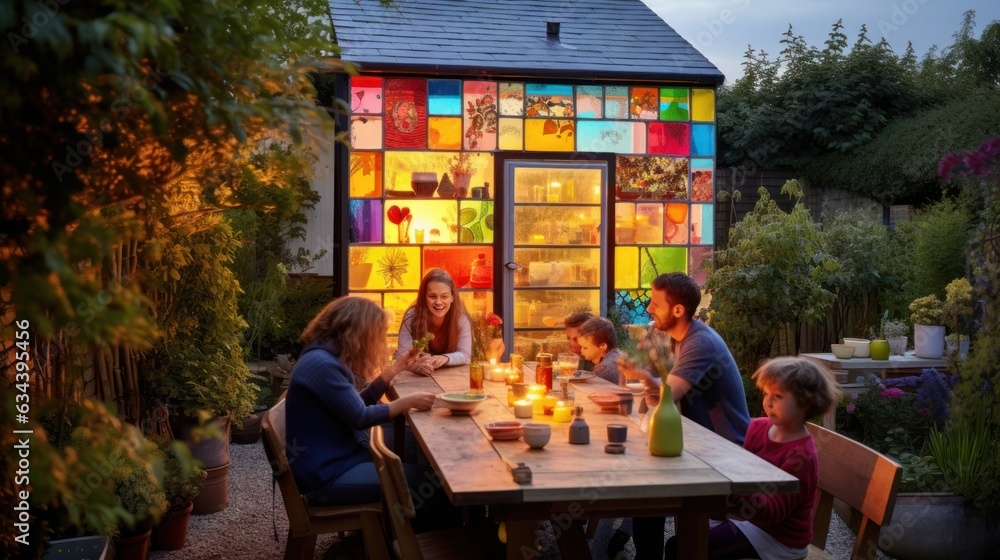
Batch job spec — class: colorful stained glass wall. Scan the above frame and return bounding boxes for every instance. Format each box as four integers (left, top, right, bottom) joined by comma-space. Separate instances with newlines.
347, 76, 715, 338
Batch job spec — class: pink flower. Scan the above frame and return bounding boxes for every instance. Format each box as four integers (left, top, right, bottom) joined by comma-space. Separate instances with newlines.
880, 388, 907, 400
846, 403, 856, 414
486, 313, 502, 327
850, 392, 858, 401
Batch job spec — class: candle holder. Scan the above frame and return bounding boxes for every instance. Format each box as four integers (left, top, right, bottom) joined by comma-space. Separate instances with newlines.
513, 400, 533, 418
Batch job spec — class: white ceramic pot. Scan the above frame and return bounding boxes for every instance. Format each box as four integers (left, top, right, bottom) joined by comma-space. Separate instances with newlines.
842, 338, 871, 358
913, 325, 945, 358
887, 336, 908, 355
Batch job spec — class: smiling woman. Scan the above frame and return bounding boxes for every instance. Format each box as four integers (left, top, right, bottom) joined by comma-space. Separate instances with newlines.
394, 269, 473, 373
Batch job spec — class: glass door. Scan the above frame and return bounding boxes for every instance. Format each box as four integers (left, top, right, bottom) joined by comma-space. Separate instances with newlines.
502, 161, 607, 359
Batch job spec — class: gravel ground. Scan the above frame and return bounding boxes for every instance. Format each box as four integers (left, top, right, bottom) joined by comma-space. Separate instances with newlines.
149, 439, 891, 560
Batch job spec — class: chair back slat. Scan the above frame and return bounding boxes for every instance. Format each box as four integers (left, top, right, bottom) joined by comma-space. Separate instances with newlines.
261, 399, 310, 525
370, 425, 423, 560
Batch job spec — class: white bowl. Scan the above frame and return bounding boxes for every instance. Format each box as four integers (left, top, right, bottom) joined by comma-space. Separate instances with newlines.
842, 338, 871, 358
438, 392, 486, 414
830, 344, 855, 359
521, 423, 551, 449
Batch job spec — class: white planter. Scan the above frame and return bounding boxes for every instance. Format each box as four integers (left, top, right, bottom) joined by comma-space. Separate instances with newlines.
887, 336, 908, 355
842, 338, 871, 358
913, 325, 946, 358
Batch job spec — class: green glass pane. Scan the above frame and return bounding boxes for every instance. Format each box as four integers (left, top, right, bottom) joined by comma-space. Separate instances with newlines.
659, 87, 690, 121
459, 200, 494, 243
639, 247, 687, 287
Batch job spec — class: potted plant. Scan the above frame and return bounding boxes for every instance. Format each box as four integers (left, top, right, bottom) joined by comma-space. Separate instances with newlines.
869, 309, 891, 360
151, 440, 205, 550
231, 380, 274, 444
448, 152, 474, 198
941, 277, 974, 358
883, 318, 909, 355
909, 294, 946, 358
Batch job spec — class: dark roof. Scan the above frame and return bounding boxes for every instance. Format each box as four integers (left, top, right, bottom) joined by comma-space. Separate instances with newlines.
328, 0, 725, 84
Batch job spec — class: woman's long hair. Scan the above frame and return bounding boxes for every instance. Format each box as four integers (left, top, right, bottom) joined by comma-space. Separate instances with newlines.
301, 296, 388, 382
405, 268, 468, 353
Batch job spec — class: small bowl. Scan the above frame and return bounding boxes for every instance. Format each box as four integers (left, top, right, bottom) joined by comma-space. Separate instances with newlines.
484, 421, 523, 441
830, 344, 855, 359
521, 423, 551, 449
842, 338, 871, 358
438, 392, 486, 415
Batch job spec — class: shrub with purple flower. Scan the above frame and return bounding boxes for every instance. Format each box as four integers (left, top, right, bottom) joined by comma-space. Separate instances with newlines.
884, 368, 957, 425
837, 373, 932, 454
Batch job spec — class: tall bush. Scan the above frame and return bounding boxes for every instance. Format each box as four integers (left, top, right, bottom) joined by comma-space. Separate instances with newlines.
897, 200, 972, 299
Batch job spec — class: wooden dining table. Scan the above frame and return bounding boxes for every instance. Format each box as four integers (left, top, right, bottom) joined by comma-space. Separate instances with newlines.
389, 364, 799, 560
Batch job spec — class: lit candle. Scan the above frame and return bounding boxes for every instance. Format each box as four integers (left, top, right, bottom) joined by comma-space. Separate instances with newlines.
491, 366, 505, 382
542, 394, 559, 415
507, 387, 517, 407
414, 229, 425, 244
527, 384, 546, 397
490, 358, 497, 366
527, 394, 543, 415
506, 372, 519, 386
514, 399, 533, 418
553, 401, 571, 423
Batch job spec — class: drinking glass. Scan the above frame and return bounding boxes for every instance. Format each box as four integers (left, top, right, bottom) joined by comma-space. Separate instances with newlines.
469, 362, 484, 394
557, 352, 579, 372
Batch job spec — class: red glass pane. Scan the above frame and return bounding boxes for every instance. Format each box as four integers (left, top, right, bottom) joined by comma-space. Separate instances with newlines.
384, 78, 428, 149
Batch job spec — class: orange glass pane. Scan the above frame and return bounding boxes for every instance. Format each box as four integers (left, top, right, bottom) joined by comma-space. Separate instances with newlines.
635, 203, 664, 244
428, 117, 463, 150
424, 246, 493, 289
350, 152, 382, 197
665, 203, 689, 245
630, 87, 658, 120
525, 119, 574, 152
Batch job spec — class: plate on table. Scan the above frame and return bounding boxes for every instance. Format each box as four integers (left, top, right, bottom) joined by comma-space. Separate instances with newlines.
588, 390, 633, 412
568, 370, 594, 382
625, 381, 645, 394
484, 421, 523, 441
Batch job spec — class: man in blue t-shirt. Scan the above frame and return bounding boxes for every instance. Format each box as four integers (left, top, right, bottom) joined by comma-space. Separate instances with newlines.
620, 272, 751, 560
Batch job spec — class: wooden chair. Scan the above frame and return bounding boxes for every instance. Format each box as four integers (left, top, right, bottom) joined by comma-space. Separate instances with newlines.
261, 399, 389, 560
369, 425, 504, 560
805, 422, 902, 560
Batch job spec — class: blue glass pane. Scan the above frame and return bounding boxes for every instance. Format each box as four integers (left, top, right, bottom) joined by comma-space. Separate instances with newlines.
605, 86, 628, 119
576, 85, 603, 119
578, 121, 637, 153
613, 289, 652, 325
349, 199, 383, 243
525, 84, 574, 97
428, 79, 462, 115
691, 124, 715, 156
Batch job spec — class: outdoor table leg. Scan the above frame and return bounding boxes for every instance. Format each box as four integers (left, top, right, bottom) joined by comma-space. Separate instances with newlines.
554, 520, 592, 559
506, 520, 537, 560
675, 511, 710, 560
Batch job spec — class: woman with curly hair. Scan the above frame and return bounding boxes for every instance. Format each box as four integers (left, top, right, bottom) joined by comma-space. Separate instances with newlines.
285, 296, 437, 506
395, 268, 472, 374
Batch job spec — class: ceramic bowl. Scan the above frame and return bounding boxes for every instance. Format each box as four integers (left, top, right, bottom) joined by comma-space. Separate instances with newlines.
484, 421, 523, 441
521, 423, 551, 449
438, 392, 486, 414
842, 338, 871, 358
830, 343, 855, 359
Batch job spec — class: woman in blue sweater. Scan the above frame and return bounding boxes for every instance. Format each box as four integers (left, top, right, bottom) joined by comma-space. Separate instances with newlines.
286, 296, 438, 506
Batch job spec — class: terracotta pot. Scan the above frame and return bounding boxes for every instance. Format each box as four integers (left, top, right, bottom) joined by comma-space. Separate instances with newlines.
230, 410, 264, 444
151, 501, 193, 550
175, 414, 230, 469
42, 536, 109, 560
112, 527, 151, 560
192, 461, 230, 515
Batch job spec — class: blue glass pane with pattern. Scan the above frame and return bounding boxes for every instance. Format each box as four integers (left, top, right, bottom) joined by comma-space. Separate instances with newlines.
428, 79, 462, 115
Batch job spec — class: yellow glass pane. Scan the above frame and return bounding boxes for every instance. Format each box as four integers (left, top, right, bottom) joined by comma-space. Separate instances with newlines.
384, 291, 417, 334
524, 119, 574, 152
350, 152, 382, 197
428, 117, 462, 150
499, 118, 523, 151
513, 206, 602, 245
350, 116, 383, 149
512, 167, 602, 204
384, 200, 458, 244
691, 89, 716, 122
461, 291, 494, 320
384, 151, 494, 193
513, 248, 600, 288
512, 288, 601, 329
615, 246, 639, 290
349, 246, 420, 290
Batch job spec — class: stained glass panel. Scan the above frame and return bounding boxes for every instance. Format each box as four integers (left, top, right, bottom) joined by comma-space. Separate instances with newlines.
428, 117, 462, 150
384, 200, 458, 244
691, 158, 714, 202
384, 78, 427, 149
524, 119, 574, 152
689, 246, 713, 286
648, 122, 691, 156
691, 124, 715, 156
605, 86, 628, 119
615, 247, 639, 290
664, 203, 689, 245
349, 246, 420, 290
525, 84, 575, 117
691, 203, 714, 245
576, 86, 603, 119
349, 199, 383, 243
350, 76, 382, 114
498, 118, 523, 151
499, 82, 524, 116
423, 247, 491, 289
384, 292, 417, 332
350, 152, 382, 198
577, 121, 645, 154
427, 79, 462, 115
350, 115, 382, 149
616, 156, 689, 200
691, 89, 715, 122
635, 203, 664, 245
463, 81, 498, 150
640, 247, 687, 287
659, 88, 689, 121
614, 203, 636, 245
458, 200, 495, 243
613, 289, 652, 325
461, 291, 494, 320
629, 87, 658, 120
384, 151, 493, 194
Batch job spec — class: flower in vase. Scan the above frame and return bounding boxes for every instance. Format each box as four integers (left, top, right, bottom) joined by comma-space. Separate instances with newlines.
471, 312, 503, 361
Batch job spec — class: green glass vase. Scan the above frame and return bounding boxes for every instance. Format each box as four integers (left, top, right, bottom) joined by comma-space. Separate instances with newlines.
648, 383, 683, 457
870, 339, 890, 360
